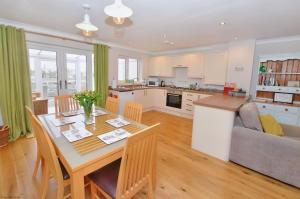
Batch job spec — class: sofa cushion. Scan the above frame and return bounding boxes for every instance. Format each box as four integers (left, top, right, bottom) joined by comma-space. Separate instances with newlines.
239, 102, 263, 131
260, 114, 284, 136
284, 136, 300, 142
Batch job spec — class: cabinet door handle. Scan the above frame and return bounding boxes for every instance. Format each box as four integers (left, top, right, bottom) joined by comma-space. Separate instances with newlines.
285, 108, 288, 112
59, 80, 62, 89
186, 104, 192, 107
187, 99, 193, 101
64, 80, 67, 89
262, 105, 266, 108
186, 109, 192, 111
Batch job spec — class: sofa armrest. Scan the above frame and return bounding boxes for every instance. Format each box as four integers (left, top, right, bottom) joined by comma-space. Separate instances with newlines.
281, 123, 300, 138
230, 126, 300, 188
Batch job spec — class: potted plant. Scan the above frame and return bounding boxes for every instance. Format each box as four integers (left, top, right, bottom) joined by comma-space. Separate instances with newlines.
74, 90, 100, 124
0, 125, 9, 148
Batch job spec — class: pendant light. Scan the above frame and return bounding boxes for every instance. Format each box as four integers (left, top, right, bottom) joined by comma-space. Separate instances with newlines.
104, 0, 133, 25
76, 4, 98, 36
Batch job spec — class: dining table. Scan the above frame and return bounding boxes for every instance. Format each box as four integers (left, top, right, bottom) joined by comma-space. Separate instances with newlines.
38, 107, 148, 199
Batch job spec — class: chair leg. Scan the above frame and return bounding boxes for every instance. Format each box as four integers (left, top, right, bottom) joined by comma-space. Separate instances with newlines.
41, 164, 50, 199
33, 151, 41, 178
90, 181, 98, 199
56, 183, 65, 199
147, 177, 154, 199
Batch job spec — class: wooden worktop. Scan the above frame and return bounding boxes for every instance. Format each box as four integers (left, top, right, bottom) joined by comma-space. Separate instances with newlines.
193, 94, 249, 112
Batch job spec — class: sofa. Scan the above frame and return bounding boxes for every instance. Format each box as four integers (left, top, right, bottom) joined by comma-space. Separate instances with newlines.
229, 102, 300, 188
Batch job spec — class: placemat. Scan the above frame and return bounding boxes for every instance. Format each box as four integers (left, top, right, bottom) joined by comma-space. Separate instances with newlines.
70, 114, 143, 154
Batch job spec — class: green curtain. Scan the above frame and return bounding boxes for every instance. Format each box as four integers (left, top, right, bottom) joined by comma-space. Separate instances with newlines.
94, 44, 109, 107
0, 25, 32, 141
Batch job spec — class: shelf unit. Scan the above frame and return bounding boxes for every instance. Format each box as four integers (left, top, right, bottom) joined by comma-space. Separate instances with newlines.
256, 59, 300, 102
258, 59, 300, 87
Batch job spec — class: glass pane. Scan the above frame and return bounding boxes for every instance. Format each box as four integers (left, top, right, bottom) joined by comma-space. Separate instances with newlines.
118, 58, 126, 81
128, 58, 138, 81
28, 49, 58, 110
66, 54, 87, 93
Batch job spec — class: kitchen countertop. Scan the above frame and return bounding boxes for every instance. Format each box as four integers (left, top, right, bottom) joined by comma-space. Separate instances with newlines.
193, 94, 249, 112
109, 86, 223, 95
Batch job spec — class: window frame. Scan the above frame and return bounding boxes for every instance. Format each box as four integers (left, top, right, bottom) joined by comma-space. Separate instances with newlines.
117, 56, 141, 83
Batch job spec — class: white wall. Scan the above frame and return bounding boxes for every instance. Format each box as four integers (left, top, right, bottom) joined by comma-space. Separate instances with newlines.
250, 38, 300, 96
227, 40, 256, 93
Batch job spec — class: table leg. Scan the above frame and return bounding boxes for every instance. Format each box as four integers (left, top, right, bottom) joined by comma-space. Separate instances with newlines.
71, 171, 85, 199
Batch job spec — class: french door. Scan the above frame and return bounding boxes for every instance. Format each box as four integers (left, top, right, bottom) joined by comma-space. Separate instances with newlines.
28, 43, 93, 110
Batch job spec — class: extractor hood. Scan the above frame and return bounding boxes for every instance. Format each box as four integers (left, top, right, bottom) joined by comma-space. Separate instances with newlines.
173, 65, 189, 68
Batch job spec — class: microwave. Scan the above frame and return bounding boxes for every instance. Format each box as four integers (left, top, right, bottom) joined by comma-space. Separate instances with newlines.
273, 92, 294, 104
148, 81, 158, 87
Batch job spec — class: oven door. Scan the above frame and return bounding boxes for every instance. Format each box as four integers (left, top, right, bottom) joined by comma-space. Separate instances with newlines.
166, 93, 182, 109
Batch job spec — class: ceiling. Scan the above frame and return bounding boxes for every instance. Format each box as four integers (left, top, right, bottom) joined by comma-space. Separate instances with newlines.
1, 0, 300, 52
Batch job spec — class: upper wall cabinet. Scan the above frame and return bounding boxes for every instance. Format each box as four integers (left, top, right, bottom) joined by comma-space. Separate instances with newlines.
203, 51, 228, 85
149, 53, 204, 78
149, 56, 174, 77
186, 53, 204, 78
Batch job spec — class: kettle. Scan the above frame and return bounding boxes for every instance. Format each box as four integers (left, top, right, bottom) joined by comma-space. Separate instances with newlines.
160, 80, 165, 87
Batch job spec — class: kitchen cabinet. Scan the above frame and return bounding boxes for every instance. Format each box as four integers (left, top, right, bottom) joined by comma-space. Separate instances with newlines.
117, 91, 135, 114
186, 53, 204, 78
150, 89, 166, 109
256, 102, 300, 126
182, 92, 211, 115
149, 56, 174, 77
203, 51, 228, 85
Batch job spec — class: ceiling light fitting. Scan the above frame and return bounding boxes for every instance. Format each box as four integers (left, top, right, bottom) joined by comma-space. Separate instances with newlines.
219, 21, 226, 26
104, 0, 133, 25
76, 4, 98, 37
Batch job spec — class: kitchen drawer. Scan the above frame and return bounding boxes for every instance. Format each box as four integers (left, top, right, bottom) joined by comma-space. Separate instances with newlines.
256, 103, 299, 114
274, 113, 299, 126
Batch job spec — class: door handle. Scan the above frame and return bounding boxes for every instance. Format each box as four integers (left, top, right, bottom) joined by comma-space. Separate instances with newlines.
64, 80, 67, 89
59, 80, 62, 89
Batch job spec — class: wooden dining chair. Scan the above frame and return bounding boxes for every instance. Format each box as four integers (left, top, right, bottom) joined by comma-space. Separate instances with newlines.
26, 106, 71, 199
105, 97, 120, 114
88, 123, 160, 199
54, 95, 80, 115
124, 102, 143, 123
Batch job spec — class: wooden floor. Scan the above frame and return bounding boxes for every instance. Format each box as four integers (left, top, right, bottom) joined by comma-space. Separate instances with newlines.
0, 110, 299, 199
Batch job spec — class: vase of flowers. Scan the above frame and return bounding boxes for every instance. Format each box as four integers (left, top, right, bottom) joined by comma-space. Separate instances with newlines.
74, 90, 100, 124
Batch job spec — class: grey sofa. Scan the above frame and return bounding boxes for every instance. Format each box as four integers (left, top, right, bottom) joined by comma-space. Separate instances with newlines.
229, 103, 300, 188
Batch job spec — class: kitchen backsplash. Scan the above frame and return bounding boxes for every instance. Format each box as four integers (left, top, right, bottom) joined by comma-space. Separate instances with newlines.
149, 67, 224, 90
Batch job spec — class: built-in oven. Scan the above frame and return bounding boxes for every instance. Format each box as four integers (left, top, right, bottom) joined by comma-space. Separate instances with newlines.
166, 90, 182, 109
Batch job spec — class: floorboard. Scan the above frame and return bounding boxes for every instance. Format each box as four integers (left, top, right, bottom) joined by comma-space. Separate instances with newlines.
0, 111, 299, 199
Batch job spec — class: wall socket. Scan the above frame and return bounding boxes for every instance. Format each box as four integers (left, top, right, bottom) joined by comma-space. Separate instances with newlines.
234, 66, 244, 72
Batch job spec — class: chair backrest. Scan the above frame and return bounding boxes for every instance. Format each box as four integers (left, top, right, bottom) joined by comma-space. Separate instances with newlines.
105, 97, 119, 114
54, 95, 79, 115
116, 123, 160, 199
26, 106, 64, 190
124, 102, 143, 123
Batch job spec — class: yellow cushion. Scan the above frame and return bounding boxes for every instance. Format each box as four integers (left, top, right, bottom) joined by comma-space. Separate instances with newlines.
259, 115, 284, 136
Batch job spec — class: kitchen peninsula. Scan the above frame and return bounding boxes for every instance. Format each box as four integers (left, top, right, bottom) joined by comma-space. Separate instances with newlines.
192, 94, 249, 161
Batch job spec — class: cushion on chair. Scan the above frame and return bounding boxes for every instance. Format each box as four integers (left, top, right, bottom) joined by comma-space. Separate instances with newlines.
239, 102, 263, 132
88, 158, 121, 199
58, 158, 70, 180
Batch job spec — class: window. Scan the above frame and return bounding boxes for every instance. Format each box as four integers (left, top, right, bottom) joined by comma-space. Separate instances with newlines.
118, 57, 140, 82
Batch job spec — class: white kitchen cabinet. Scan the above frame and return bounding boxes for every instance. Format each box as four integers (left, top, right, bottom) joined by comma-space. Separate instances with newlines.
186, 53, 204, 78
203, 51, 228, 85
182, 92, 211, 115
256, 102, 300, 126
149, 56, 174, 77
117, 91, 135, 114
150, 89, 166, 109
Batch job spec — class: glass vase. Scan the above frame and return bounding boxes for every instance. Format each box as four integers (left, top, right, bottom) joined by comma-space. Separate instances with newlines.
83, 105, 93, 124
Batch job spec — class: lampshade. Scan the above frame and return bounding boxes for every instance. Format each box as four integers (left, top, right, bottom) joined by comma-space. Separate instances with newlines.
76, 13, 98, 32
104, 0, 133, 24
